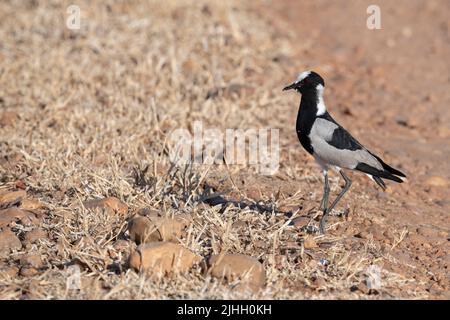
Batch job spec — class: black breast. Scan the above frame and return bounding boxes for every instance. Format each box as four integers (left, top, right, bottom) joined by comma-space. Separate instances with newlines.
296, 128, 314, 154
295, 92, 319, 155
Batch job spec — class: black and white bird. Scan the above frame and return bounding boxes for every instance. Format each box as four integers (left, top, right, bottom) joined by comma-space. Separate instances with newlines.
283, 71, 406, 234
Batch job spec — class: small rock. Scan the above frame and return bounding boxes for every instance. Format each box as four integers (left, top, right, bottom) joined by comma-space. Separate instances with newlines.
137, 207, 161, 218
128, 242, 200, 274
395, 116, 409, 127
207, 254, 265, 290
351, 282, 370, 294
24, 228, 47, 243
83, 197, 128, 215
312, 277, 326, 289
20, 267, 39, 277
20, 198, 45, 210
20, 254, 43, 269
303, 236, 317, 249
181, 59, 200, 75
291, 216, 309, 229
0, 265, 19, 277
425, 176, 448, 187
128, 215, 190, 244
0, 111, 19, 126
128, 216, 154, 243
0, 229, 22, 257
245, 186, 261, 200
279, 205, 301, 214
0, 190, 26, 207
0, 207, 37, 227
355, 230, 367, 239
15, 180, 27, 190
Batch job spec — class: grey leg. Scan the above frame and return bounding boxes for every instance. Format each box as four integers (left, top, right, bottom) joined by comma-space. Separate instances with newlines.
320, 170, 352, 234
319, 170, 330, 211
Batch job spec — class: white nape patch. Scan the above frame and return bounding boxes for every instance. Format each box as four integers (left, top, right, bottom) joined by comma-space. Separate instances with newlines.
315, 84, 326, 116
296, 71, 311, 83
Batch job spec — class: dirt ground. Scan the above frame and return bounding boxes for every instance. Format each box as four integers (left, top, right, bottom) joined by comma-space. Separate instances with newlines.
0, 0, 449, 299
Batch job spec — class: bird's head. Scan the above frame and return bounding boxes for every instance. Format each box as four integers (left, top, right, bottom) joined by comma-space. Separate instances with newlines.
283, 71, 325, 93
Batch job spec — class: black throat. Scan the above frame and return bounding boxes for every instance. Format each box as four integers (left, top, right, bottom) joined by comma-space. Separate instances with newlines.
296, 87, 324, 155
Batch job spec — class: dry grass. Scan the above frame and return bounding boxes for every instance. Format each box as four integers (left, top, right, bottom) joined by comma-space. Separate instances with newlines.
0, 0, 432, 299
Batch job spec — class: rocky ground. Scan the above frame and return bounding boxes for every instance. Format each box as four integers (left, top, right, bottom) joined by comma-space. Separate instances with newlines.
0, 0, 449, 299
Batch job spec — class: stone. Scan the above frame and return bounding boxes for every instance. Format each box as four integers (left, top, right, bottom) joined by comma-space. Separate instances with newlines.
0, 111, 19, 126
207, 254, 265, 290
20, 267, 39, 277
20, 254, 43, 269
0, 207, 36, 227
303, 236, 317, 249
128, 214, 190, 244
15, 180, 26, 190
181, 59, 200, 75
128, 242, 200, 274
351, 282, 370, 294
20, 198, 45, 210
0, 229, 22, 257
291, 216, 310, 229
137, 207, 161, 218
0, 190, 26, 207
312, 277, 326, 289
24, 228, 47, 243
83, 197, 128, 215
0, 265, 19, 277
128, 216, 156, 243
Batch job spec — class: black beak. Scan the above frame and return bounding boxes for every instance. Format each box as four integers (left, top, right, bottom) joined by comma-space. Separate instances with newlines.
282, 82, 299, 91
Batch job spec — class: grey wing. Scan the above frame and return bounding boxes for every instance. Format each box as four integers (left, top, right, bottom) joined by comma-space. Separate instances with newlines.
309, 118, 383, 170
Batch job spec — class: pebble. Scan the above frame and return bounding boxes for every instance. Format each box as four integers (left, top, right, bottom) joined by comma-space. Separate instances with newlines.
83, 197, 128, 215
128, 242, 200, 275
127, 214, 190, 244
0, 229, 22, 257
207, 254, 265, 290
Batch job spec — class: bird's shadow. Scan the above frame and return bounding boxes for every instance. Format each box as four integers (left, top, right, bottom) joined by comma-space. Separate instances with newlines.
196, 185, 299, 219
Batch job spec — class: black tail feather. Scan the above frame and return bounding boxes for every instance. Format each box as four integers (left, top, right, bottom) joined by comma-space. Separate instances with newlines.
373, 176, 387, 190
368, 152, 406, 178
355, 162, 404, 183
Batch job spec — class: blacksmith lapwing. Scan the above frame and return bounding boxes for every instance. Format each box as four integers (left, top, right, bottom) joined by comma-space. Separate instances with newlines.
283, 71, 406, 234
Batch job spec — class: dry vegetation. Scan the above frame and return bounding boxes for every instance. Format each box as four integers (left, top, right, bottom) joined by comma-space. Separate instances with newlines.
0, 0, 448, 299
